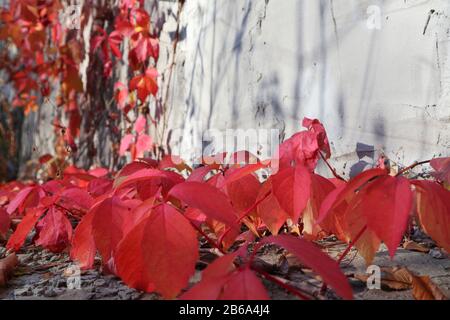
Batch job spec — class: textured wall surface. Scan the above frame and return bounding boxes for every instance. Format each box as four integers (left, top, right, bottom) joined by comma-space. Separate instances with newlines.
161, 0, 450, 176
14, 0, 450, 177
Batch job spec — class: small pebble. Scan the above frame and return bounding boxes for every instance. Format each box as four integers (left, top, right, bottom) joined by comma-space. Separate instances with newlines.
429, 248, 444, 259
44, 288, 58, 297
32, 287, 46, 296
14, 287, 32, 297
56, 279, 67, 288
94, 279, 107, 287
118, 290, 132, 300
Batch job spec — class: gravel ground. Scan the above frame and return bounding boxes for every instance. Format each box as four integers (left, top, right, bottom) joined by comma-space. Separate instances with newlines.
0, 246, 158, 300
1, 235, 448, 300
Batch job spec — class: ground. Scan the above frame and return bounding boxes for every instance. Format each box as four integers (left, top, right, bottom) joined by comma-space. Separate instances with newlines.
1, 234, 448, 300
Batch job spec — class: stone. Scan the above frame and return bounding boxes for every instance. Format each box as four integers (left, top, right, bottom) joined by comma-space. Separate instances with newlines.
32, 287, 46, 296
118, 290, 132, 300
56, 279, 67, 288
44, 288, 58, 297
0, 247, 6, 258
14, 287, 32, 297
93, 279, 107, 287
429, 248, 445, 259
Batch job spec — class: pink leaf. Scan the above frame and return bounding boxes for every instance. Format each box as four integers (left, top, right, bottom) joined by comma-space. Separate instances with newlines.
134, 115, 147, 134
135, 134, 152, 158
119, 134, 134, 156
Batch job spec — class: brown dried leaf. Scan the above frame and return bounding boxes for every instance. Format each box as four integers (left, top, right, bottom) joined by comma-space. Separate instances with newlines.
354, 267, 412, 290
277, 252, 305, 274
412, 276, 447, 300
379, 267, 414, 290
402, 240, 430, 253
0, 253, 18, 286
354, 266, 448, 300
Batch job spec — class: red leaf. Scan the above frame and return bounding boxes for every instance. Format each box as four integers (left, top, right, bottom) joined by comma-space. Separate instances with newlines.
302, 117, 331, 158
88, 168, 108, 178
302, 175, 336, 239
108, 30, 123, 59
158, 155, 190, 172
169, 182, 237, 226
6, 186, 38, 215
187, 164, 220, 182
119, 134, 134, 156
114, 168, 183, 192
261, 235, 353, 300
129, 68, 158, 102
180, 252, 239, 300
122, 197, 155, 234
7, 208, 46, 251
256, 181, 288, 235
225, 169, 260, 212
356, 176, 413, 257
219, 268, 269, 300
134, 115, 146, 134
0, 207, 10, 237
218, 163, 265, 188
271, 166, 311, 223
116, 161, 156, 179
58, 187, 94, 213
114, 82, 128, 110
318, 168, 387, 223
90, 34, 105, 53
88, 178, 113, 198
91, 196, 140, 264
38, 154, 53, 164
35, 207, 72, 253
430, 157, 450, 184
70, 209, 96, 269
115, 204, 198, 298
135, 134, 152, 158
278, 118, 330, 171
413, 180, 450, 252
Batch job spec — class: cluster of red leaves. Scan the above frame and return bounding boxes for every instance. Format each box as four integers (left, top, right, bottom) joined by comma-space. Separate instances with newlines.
92, 1, 158, 160
0, 0, 158, 162
0, 0, 83, 152
1, 118, 449, 300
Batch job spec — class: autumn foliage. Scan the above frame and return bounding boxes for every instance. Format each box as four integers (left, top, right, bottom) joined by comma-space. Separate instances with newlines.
0, 0, 159, 170
0, 0, 449, 301
1, 117, 449, 300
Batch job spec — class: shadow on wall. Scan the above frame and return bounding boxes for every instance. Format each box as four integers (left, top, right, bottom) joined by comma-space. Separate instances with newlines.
349, 142, 376, 178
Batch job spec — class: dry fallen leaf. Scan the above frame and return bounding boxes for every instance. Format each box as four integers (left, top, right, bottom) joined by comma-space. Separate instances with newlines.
403, 240, 430, 253
355, 267, 412, 290
354, 266, 448, 300
277, 252, 305, 274
412, 276, 447, 300
0, 253, 19, 286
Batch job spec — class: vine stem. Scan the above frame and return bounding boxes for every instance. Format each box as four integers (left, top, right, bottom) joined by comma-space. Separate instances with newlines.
337, 226, 367, 264
320, 225, 367, 295
319, 152, 346, 182
189, 221, 226, 255
396, 159, 431, 177
252, 267, 312, 300
43, 189, 84, 220
218, 191, 271, 248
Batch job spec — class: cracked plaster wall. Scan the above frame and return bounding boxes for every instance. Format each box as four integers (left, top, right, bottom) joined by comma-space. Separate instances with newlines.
160, 0, 450, 176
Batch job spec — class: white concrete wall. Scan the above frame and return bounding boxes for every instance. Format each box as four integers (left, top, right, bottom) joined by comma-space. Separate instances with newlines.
161, 0, 450, 176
